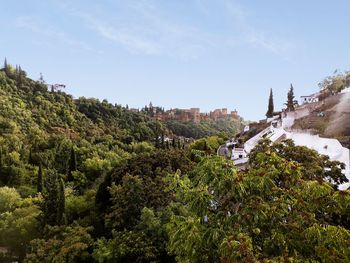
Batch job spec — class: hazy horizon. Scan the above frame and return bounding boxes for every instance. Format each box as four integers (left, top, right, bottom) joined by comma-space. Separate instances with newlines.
2, 0, 350, 120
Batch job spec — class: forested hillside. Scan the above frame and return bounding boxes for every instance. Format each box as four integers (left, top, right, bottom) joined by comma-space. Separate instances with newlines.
1, 63, 350, 262
165, 119, 242, 139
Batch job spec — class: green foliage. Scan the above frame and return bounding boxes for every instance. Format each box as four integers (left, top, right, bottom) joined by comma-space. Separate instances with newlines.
166, 143, 350, 262
286, 84, 295, 111
65, 189, 95, 224
94, 208, 173, 263
249, 139, 348, 186
106, 175, 146, 230
67, 147, 77, 181
0, 186, 21, 213
319, 70, 350, 94
189, 136, 224, 153
25, 224, 94, 263
166, 118, 241, 139
42, 171, 65, 226
0, 188, 41, 260
1, 62, 349, 262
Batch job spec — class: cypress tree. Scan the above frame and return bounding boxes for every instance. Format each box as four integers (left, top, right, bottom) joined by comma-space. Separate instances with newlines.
67, 147, 77, 181
286, 84, 295, 111
266, 88, 274, 118
43, 171, 61, 225
17, 65, 23, 88
58, 178, 66, 225
4, 58, 9, 75
177, 139, 181, 149
28, 148, 35, 165
37, 164, 43, 193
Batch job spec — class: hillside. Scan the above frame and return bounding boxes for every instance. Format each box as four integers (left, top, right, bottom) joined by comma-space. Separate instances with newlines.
292, 91, 350, 147
0, 65, 242, 144
1, 63, 350, 262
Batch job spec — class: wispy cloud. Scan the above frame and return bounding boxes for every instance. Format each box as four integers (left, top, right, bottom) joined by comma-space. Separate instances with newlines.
67, 3, 212, 60
14, 16, 99, 53
246, 31, 294, 56
46, 0, 295, 60
223, 0, 294, 57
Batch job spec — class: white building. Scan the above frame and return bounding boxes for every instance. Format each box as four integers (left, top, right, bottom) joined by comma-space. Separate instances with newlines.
231, 147, 247, 160
300, 93, 320, 105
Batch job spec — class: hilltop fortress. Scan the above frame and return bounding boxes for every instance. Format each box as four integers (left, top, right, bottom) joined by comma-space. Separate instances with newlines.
131, 105, 240, 123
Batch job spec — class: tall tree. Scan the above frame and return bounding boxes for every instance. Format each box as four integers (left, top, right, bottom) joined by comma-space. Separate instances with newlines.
42, 171, 64, 226
17, 65, 23, 88
266, 88, 274, 118
58, 178, 66, 225
28, 148, 35, 165
37, 164, 43, 193
38, 73, 45, 84
67, 147, 77, 182
3, 58, 7, 69
286, 84, 295, 111
3, 58, 9, 75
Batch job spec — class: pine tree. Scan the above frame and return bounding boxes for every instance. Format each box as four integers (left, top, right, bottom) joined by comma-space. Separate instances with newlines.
37, 164, 43, 193
286, 84, 295, 111
266, 88, 274, 118
67, 147, 77, 181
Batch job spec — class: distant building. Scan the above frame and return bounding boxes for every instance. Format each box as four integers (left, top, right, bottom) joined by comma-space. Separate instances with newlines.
147, 106, 239, 123
300, 92, 320, 105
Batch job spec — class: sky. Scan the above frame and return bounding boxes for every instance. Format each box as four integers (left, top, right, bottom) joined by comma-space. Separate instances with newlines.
1, 0, 350, 120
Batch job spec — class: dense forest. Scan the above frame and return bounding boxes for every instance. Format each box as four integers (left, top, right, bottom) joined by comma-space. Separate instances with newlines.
0, 62, 350, 262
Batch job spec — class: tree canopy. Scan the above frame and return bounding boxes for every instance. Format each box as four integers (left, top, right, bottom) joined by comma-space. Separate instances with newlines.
0, 61, 349, 262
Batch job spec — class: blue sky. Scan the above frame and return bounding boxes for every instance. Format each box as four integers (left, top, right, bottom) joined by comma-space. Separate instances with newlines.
1, 0, 350, 120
